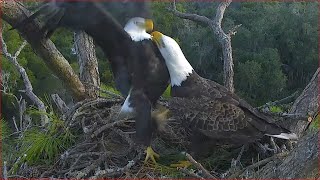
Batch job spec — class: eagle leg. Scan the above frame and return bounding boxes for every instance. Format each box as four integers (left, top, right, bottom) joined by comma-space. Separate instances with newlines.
144, 146, 160, 164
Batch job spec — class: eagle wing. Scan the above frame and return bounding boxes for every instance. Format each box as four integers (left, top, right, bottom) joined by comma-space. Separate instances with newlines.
169, 97, 249, 133
201, 77, 276, 123
13, 1, 154, 97
14, 2, 170, 147
168, 95, 294, 145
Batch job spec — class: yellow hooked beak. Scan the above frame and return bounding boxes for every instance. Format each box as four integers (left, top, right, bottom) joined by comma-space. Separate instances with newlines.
144, 19, 154, 32
151, 31, 163, 48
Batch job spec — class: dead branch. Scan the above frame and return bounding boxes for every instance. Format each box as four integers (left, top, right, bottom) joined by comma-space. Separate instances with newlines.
51, 94, 69, 116
91, 119, 127, 138
1, 0, 87, 101
227, 24, 242, 36
177, 167, 204, 179
92, 152, 143, 178
1, 32, 49, 124
169, 0, 235, 93
185, 153, 217, 179
168, 1, 212, 26
257, 91, 300, 110
228, 152, 289, 178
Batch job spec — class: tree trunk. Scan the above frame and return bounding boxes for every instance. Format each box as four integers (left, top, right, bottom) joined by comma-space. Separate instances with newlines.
210, 0, 234, 93
289, 68, 319, 136
240, 68, 320, 178
74, 31, 100, 98
1, 0, 87, 101
251, 129, 318, 178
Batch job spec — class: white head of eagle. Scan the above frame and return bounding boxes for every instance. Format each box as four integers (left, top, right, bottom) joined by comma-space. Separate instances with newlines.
124, 17, 153, 42
151, 31, 194, 87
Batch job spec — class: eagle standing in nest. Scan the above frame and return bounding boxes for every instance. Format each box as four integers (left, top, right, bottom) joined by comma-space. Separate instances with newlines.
150, 31, 297, 156
15, 2, 169, 163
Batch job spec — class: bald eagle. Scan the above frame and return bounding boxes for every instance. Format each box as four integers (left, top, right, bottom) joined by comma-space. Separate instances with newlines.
151, 31, 297, 155
15, 2, 169, 162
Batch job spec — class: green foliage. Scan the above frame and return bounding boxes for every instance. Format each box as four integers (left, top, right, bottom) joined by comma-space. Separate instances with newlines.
151, 2, 185, 35
100, 83, 121, 98
2, 22, 67, 120
99, 60, 115, 86
2, 119, 16, 163
269, 106, 283, 113
10, 109, 75, 173
51, 28, 77, 61
235, 48, 287, 105
2, 2, 317, 116
151, 2, 317, 105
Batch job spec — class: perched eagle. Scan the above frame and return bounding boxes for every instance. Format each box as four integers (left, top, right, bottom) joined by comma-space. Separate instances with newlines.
15, 2, 170, 161
151, 31, 297, 155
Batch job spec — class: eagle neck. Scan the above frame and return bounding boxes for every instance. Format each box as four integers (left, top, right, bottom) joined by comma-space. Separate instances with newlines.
159, 36, 194, 87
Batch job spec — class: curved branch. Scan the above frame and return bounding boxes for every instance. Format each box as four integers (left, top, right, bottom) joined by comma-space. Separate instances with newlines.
168, 1, 212, 26
213, 0, 232, 27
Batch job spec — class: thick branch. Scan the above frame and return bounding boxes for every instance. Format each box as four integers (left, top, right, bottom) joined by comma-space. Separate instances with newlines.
74, 31, 100, 98
1, 35, 49, 124
168, 1, 212, 26
1, 0, 87, 101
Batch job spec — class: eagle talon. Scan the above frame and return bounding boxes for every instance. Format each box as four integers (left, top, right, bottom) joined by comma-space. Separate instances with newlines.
170, 160, 192, 168
144, 146, 160, 164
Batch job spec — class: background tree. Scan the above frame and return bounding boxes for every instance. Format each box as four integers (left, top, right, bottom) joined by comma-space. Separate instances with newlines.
1, 1, 318, 178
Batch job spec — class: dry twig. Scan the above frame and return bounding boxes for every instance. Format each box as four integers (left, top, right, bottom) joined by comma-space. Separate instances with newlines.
228, 152, 289, 178
185, 153, 218, 179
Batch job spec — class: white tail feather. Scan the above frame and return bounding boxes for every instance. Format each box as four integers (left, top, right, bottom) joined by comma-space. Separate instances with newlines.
265, 133, 298, 140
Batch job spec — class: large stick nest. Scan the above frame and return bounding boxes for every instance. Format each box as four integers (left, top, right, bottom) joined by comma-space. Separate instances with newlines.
20, 98, 189, 178
17, 98, 298, 179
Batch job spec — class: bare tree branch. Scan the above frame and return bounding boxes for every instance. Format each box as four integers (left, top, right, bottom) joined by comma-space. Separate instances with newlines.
177, 167, 204, 179
228, 152, 289, 178
1, 32, 49, 124
168, 1, 212, 26
185, 153, 218, 179
257, 91, 300, 110
168, 0, 235, 92
1, 0, 87, 101
51, 93, 69, 116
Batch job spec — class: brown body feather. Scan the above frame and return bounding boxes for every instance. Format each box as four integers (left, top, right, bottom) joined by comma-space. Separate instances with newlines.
154, 71, 294, 155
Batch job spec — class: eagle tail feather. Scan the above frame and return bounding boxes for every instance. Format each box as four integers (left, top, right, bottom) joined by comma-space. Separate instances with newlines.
265, 132, 298, 140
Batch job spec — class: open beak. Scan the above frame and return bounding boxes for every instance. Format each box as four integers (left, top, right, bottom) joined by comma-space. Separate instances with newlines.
144, 19, 154, 32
